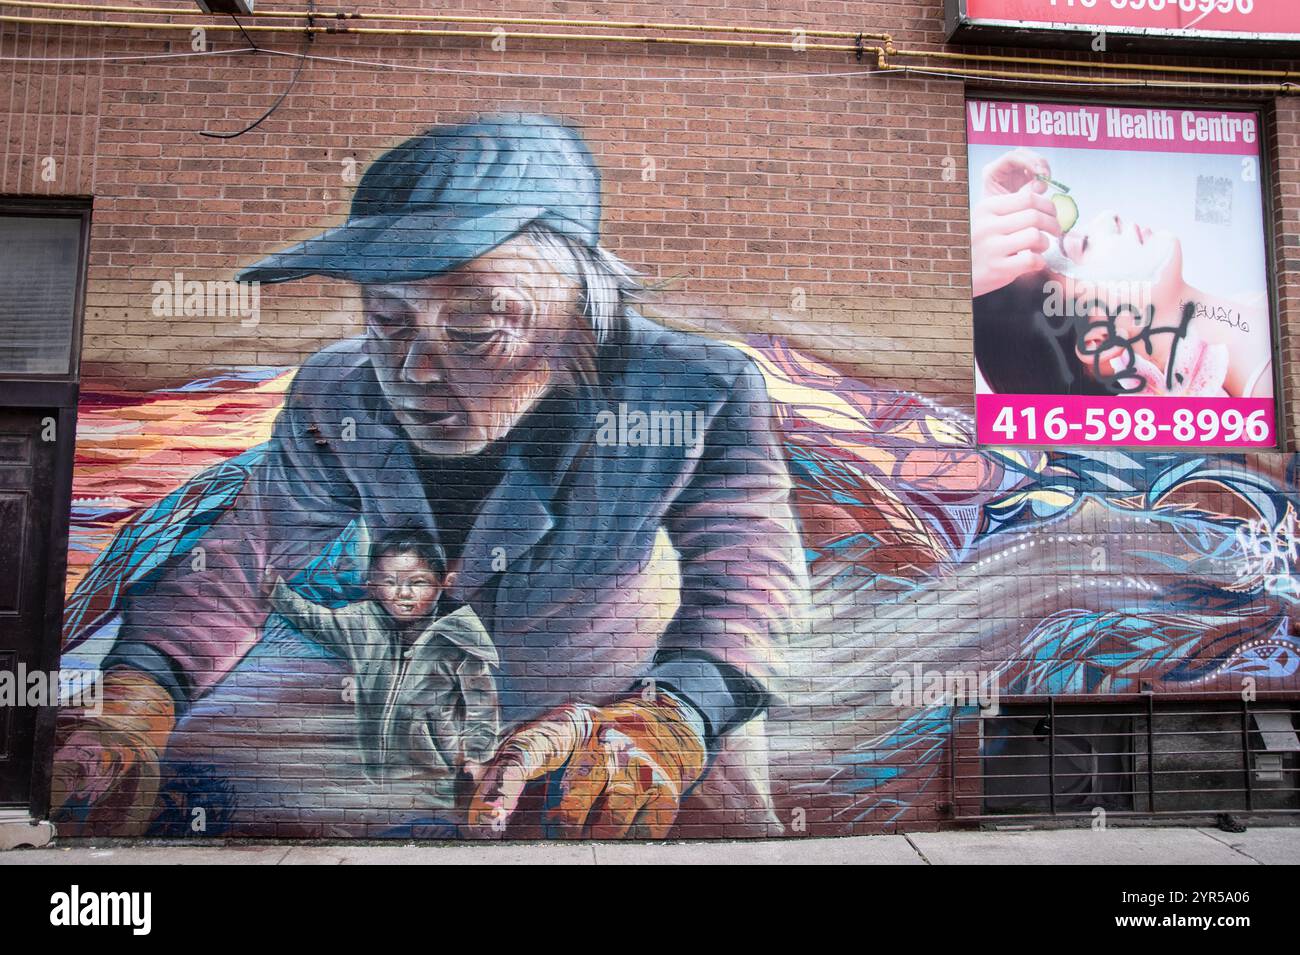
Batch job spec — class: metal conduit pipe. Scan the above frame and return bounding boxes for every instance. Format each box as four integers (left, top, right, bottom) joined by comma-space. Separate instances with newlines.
0, 5, 1295, 93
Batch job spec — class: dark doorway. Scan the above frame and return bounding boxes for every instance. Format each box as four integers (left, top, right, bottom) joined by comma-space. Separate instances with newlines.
0, 408, 63, 804
0, 201, 89, 817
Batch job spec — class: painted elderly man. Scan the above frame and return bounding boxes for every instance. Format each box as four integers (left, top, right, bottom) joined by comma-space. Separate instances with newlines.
53, 115, 809, 838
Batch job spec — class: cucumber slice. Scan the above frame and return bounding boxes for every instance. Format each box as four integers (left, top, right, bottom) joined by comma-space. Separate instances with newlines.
1052, 193, 1079, 234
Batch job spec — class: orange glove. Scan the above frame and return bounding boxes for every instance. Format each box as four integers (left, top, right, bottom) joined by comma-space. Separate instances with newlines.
50, 668, 176, 837
468, 692, 707, 839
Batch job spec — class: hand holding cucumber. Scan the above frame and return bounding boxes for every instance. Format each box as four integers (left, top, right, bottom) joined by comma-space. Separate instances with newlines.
1037, 176, 1079, 233
971, 148, 1072, 297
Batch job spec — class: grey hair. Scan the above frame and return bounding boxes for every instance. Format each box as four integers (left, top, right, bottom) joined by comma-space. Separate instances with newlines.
520, 224, 642, 347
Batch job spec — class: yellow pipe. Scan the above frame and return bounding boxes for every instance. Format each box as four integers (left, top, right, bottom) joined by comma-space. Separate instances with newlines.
888, 63, 1293, 93
892, 45, 1298, 81
0, 12, 868, 51
0, 0, 893, 41
9, 0, 1294, 80
1, 8, 1293, 93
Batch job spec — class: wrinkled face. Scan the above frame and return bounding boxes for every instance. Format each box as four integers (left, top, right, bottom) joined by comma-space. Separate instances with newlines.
371, 550, 442, 625
362, 236, 580, 456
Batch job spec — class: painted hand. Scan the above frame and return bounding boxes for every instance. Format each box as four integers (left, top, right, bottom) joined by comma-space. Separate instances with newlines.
467, 693, 707, 839
971, 185, 1061, 298
260, 565, 280, 597
50, 668, 176, 836
982, 147, 1052, 197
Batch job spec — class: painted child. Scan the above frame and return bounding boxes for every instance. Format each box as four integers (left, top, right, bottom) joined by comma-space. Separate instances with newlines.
262, 531, 500, 808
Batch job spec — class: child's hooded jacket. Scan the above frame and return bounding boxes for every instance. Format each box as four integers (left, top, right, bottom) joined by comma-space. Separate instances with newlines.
270, 579, 500, 798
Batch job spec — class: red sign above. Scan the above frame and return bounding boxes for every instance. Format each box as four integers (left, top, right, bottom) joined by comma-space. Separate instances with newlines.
954, 0, 1300, 44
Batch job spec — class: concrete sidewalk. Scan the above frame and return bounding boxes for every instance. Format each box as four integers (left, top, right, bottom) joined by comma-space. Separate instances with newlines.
3, 825, 1299, 864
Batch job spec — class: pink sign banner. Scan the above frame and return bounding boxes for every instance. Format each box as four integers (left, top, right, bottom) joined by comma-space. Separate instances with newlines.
964, 0, 1300, 38
967, 101, 1262, 155
977, 394, 1276, 448
967, 96, 1276, 450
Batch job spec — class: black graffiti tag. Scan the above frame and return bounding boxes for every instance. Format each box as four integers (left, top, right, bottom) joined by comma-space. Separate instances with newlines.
1186, 299, 1249, 334
1043, 298, 1194, 395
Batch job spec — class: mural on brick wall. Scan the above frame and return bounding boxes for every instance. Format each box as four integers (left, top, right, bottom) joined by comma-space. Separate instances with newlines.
49, 115, 1300, 838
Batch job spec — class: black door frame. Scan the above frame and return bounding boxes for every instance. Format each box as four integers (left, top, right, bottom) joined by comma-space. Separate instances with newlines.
0, 196, 91, 818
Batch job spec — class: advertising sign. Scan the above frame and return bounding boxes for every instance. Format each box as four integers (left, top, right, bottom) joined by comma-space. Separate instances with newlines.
948, 0, 1300, 49
967, 99, 1276, 448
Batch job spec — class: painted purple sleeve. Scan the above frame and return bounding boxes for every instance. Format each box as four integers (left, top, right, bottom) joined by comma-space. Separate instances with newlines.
106, 375, 362, 712
655, 359, 809, 723
108, 492, 277, 713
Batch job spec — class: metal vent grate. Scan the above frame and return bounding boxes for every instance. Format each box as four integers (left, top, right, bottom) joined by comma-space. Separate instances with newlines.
949, 698, 1300, 821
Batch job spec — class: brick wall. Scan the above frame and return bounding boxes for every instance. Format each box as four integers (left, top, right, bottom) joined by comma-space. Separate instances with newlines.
4, 0, 1300, 838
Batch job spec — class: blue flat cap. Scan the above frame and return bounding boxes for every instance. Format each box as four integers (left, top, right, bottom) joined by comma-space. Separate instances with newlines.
237, 114, 601, 285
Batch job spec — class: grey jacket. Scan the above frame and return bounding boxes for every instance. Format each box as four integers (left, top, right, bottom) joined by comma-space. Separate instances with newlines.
110, 314, 809, 740
270, 580, 501, 793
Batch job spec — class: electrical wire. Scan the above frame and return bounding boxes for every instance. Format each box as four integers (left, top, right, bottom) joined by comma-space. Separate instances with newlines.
251, 48, 1300, 93
251, 45, 886, 82
893, 63, 1295, 92
0, 49, 241, 63
198, 47, 308, 138
197, 4, 314, 138
0, 40, 1292, 94
227, 11, 258, 51
0, 0, 1295, 94
0, 42, 891, 81
8, 0, 1300, 83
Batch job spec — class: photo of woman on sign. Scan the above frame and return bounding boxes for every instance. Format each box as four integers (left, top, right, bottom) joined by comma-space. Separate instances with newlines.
970, 146, 1274, 400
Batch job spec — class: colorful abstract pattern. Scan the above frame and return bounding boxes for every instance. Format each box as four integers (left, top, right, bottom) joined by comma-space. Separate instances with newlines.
60, 333, 1300, 831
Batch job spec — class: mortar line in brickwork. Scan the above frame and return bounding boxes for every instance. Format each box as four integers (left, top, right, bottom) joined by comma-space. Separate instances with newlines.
31, 19, 55, 193
86, 20, 106, 194
1, 19, 10, 192
13, 16, 35, 193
